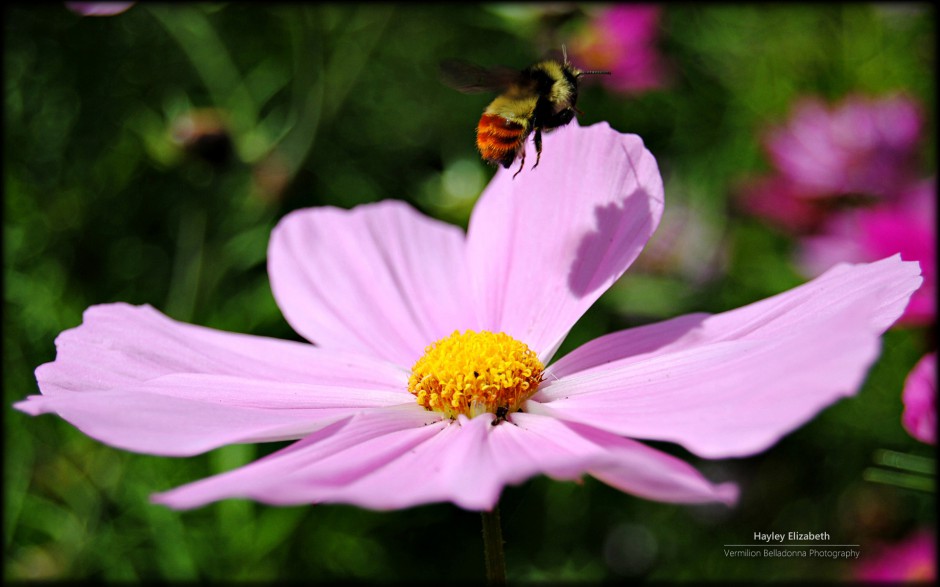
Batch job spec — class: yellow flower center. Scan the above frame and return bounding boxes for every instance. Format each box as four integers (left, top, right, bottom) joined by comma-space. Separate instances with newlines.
408, 330, 544, 421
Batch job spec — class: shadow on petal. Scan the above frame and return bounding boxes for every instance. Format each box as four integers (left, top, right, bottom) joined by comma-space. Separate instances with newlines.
567, 186, 661, 299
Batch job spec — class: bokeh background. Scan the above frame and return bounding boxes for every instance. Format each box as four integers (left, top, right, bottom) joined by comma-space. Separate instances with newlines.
4, 3, 935, 582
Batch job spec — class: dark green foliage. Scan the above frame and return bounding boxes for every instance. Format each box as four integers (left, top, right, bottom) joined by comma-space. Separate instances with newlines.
4, 3, 934, 581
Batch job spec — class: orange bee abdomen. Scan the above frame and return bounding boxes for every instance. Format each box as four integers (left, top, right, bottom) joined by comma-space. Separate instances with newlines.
476, 113, 527, 168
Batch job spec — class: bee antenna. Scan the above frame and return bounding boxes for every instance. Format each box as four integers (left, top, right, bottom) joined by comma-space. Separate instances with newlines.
561, 44, 568, 65
579, 70, 611, 76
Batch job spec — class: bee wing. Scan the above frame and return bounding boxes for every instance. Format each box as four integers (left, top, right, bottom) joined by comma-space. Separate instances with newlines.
439, 59, 522, 94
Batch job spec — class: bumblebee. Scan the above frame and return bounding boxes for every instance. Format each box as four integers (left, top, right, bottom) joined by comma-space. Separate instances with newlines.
441, 51, 609, 177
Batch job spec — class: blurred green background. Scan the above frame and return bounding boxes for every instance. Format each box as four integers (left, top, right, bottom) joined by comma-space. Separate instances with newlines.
4, 3, 935, 582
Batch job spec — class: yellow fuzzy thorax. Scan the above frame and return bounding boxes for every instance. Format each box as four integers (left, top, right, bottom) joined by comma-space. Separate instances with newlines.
532, 60, 577, 108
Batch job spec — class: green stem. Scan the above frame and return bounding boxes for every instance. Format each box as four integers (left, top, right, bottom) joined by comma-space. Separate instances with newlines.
481, 505, 507, 584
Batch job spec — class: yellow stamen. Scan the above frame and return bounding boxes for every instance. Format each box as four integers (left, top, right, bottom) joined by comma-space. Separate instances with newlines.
408, 330, 544, 421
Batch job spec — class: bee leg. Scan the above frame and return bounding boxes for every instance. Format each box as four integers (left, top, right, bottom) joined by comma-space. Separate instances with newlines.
531, 128, 542, 170
512, 147, 526, 179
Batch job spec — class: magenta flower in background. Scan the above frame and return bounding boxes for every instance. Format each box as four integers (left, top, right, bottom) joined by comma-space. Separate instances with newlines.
65, 2, 135, 16
736, 175, 831, 234
14, 123, 921, 512
902, 352, 936, 445
856, 529, 936, 582
764, 94, 923, 199
569, 4, 670, 94
799, 178, 936, 326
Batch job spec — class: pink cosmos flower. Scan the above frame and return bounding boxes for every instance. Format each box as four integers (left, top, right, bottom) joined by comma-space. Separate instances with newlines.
799, 178, 936, 326
14, 123, 922, 511
902, 352, 936, 445
569, 4, 670, 93
764, 94, 923, 199
856, 529, 936, 582
65, 2, 135, 16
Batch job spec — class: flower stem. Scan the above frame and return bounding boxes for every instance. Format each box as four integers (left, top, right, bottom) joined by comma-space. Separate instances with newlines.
481, 505, 506, 584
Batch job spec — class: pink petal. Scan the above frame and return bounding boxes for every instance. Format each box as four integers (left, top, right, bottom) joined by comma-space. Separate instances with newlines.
155, 412, 521, 511
542, 312, 710, 379
14, 303, 411, 456
152, 406, 447, 509
66, 2, 135, 16
534, 256, 922, 458
153, 409, 734, 511
334, 414, 509, 510
549, 255, 920, 377
466, 122, 664, 361
565, 419, 738, 505
268, 200, 477, 367
902, 352, 936, 444
506, 414, 736, 505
